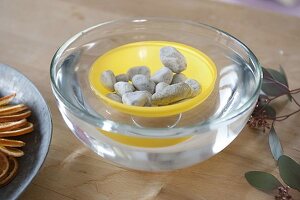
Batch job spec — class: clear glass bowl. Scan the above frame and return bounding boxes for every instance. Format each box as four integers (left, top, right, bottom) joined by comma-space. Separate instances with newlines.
50, 18, 262, 171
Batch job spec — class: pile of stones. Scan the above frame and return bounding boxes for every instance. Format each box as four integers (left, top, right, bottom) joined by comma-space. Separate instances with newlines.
100, 46, 201, 107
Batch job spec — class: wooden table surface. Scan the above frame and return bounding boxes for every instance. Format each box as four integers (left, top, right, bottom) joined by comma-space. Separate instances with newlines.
0, 0, 300, 199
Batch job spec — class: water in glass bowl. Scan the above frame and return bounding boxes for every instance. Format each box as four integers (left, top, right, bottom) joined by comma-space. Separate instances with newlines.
52, 21, 260, 171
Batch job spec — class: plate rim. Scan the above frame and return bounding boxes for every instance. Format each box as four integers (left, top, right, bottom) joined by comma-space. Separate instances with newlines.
0, 63, 53, 200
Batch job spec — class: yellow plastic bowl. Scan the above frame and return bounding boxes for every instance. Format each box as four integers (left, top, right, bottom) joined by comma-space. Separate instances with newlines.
89, 41, 217, 117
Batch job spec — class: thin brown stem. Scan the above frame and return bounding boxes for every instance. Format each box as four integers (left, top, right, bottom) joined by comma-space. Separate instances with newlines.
269, 95, 283, 102
271, 120, 275, 127
267, 90, 292, 102
291, 96, 300, 107
274, 109, 300, 122
290, 88, 300, 93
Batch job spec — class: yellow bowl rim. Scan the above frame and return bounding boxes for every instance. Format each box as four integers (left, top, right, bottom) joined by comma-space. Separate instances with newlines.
90, 41, 217, 117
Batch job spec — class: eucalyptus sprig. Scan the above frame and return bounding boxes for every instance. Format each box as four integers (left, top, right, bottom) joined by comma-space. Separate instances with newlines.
247, 66, 300, 160
245, 155, 300, 200
245, 66, 300, 199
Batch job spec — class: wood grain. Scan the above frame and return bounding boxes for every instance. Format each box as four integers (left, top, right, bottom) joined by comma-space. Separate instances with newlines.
0, 0, 299, 199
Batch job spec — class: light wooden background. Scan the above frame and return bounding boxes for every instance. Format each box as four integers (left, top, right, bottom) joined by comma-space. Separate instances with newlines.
0, 0, 299, 199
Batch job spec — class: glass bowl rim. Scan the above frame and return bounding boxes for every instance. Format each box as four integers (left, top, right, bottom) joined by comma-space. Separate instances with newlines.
50, 17, 262, 138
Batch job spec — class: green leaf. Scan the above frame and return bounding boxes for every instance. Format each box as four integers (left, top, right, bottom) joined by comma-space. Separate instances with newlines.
261, 67, 291, 99
262, 79, 290, 97
267, 68, 288, 88
278, 155, 300, 191
262, 67, 273, 81
245, 171, 282, 192
279, 66, 292, 101
264, 105, 276, 119
268, 126, 283, 160
258, 95, 269, 105
279, 66, 289, 88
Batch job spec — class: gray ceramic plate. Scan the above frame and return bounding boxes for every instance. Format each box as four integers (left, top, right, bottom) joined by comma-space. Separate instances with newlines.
0, 64, 52, 200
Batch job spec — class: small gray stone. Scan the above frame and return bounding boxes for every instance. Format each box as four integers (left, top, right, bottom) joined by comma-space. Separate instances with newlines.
106, 93, 122, 103
152, 82, 191, 106
100, 70, 116, 91
140, 91, 152, 106
155, 82, 169, 93
150, 67, 173, 84
160, 46, 187, 73
132, 74, 156, 94
122, 91, 148, 106
127, 66, 151, 80
116, 73, 129, 82
114, 82, 135, 96
185, 79, 201, 97
171, 73, 187, 84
